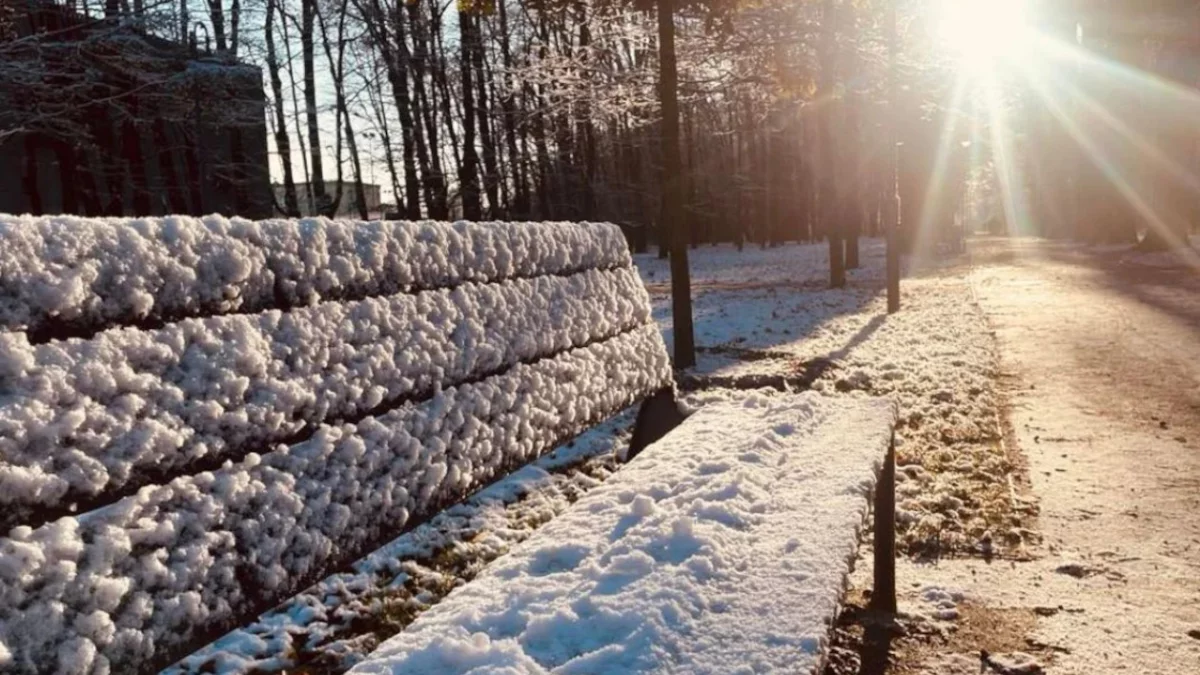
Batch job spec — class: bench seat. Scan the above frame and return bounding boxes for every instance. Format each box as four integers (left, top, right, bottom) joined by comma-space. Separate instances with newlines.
351, 392, 896, 675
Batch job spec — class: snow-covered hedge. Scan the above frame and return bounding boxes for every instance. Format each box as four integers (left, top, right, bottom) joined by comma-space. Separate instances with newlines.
0, 216, 629, 336
0, 267, 648, 529
0, 327, 673, 675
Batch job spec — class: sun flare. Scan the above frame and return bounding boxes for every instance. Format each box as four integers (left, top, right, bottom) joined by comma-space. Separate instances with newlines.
938, 0, 1035, 72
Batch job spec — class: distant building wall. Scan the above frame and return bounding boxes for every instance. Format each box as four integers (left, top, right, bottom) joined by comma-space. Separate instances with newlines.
0, 2, 270, 218
272, 182, 383, 218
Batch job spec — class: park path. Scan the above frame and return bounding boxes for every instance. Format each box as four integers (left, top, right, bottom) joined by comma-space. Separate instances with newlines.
965, 237, 1200, 672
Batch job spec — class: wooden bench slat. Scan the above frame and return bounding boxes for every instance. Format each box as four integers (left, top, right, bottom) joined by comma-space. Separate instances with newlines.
351, 394, 896, 675
0, 218, 629, 339
0, 326, 672, 675
0, 267, 649, 530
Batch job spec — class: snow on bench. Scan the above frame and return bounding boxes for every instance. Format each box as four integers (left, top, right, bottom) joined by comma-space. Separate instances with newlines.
0, 216, 628, 339
351, 393, 897, 675
0, 219, 672, 675
0, 266, 649, 530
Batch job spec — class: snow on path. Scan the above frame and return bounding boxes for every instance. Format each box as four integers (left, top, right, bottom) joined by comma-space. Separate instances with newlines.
955, 238, 1200, 673
352, 393, 895, 675
835, 238, 1200, 674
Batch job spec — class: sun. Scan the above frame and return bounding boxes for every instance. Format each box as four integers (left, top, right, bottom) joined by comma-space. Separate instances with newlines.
937, 0, 1035, 73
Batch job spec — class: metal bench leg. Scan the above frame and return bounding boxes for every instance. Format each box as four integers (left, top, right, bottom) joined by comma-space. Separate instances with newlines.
871, 431, 897, 613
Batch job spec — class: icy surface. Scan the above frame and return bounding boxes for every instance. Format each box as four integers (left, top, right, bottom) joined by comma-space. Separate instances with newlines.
353, 393, 895, 675
0, 217, 629, 335
0, 267, 648, 523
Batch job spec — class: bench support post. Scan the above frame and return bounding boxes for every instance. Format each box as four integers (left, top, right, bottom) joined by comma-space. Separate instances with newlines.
627, 388, 686, 460
871, 431, 897, 613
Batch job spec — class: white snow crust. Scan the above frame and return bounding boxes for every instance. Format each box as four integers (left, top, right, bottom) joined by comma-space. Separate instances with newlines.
352, 393, 895, 675
0, 216, 629, 334
0, 326, 672, 675
0, 267, 648, 519
165, 413, 635, 675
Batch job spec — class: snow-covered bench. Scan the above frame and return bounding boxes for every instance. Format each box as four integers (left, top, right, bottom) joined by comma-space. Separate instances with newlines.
0, 216, 674, 674
350, 393, 898, 675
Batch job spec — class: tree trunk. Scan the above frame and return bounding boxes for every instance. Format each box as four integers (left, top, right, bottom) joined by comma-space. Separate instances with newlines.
575, 1, 597, 216
301, 0, 326, 212
281, 11, 313, 211
207, 1, 227, 52
497, 0, 528, 217
405, 1, 447, 219
53, 139, 80, 214
886, 0, 900, 313
843, 94, 861, 269
458, 11, 483, 220
316, 0, 353, 217
657, 0, 694, 368
368, 57, 404, 215
154, 117, 188, 213
472, 14, 500, 216
428, 0, 460, 175
265, 0, 299, 216
229, 0, 239, 57
820, 0, 845, 288
407, 1, 446, 219
23, 135, 43, 214
528, 82, 553, 218
358, 0, 422, 218
345, 104, 369, 219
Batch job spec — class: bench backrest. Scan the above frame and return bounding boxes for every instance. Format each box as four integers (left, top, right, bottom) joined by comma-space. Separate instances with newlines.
0, 216, 673, 674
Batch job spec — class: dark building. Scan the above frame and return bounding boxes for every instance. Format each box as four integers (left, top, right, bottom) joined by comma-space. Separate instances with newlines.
0, 1, 270, 217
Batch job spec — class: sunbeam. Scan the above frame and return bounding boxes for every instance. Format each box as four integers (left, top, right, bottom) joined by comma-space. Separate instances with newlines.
1021, 62, 1200, 270
912, 72, 968, 260
1034, 34, 1200, 204
927, 0, 1199, 265
983, 74, 1029, 239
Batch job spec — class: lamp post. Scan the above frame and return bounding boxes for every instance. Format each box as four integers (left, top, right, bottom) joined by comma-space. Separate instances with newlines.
887, 0, 901, 314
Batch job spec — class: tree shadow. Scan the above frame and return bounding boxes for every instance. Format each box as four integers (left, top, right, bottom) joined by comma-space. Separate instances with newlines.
827, 314, 888, 363
857, 622, 896, 675
652, 281, 888, 367
823, 602, 898, 675
974, 237, 1200, 331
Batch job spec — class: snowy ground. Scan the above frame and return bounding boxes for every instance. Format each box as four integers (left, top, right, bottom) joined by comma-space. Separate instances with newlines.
831, 237, 1200, 675
171, 237, 1025, 673
170, 235, 1200, 675
641, 241, 1022, 556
